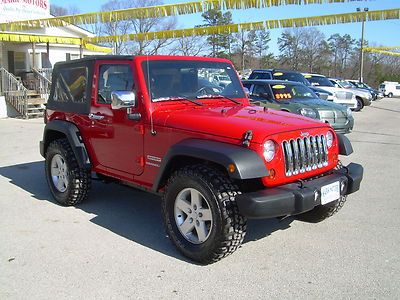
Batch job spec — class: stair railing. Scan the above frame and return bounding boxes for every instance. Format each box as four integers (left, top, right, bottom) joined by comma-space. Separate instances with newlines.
0, 67, 28, 118
32, 67, 52, 100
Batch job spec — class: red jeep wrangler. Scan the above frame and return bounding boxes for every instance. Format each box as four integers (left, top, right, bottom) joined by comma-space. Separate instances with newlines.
40, 55, 363, 264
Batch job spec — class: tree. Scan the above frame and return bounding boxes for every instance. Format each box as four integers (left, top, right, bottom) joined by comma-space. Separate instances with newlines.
50, 4, 80, 16
300, 28, 329, 73
171, 36, 207, 56
278, 28, 304, 70
328, 33, 355, 77
100, 0, 177, 55
252, 29, 272, 68
201, 9, 233, 57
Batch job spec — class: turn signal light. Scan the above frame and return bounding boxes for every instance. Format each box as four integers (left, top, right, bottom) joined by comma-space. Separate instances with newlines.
228, 164, 236, 173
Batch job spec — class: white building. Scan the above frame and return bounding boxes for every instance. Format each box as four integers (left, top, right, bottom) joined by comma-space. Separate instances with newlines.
0, 0, 111, 118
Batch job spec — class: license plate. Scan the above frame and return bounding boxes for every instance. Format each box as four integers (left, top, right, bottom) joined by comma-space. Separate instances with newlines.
321, 181, 340, 205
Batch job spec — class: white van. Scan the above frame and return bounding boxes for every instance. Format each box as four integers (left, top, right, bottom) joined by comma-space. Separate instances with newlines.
379, 81, 400, 97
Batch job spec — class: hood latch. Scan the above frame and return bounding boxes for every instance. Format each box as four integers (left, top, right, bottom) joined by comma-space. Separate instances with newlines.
242, 130, 253, 147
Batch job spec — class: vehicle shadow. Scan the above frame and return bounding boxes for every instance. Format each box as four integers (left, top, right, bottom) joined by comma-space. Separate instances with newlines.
0, 161, 294, 263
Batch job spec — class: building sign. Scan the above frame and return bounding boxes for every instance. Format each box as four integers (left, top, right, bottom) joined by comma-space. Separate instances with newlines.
0, 0, 50, 22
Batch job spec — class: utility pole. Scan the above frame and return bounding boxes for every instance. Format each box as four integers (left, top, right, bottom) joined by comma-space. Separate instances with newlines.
357, 7, 368, 83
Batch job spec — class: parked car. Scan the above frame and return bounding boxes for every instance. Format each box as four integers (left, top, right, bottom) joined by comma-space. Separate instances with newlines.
302, 73, 358, 111
40, 55, 363, 264
211, 74, 231, 87
249, 69, 335, 101
243, 79, 354, 134
329, 78, 372, 110
347, 79, 383, 100
379, 81, 400, 97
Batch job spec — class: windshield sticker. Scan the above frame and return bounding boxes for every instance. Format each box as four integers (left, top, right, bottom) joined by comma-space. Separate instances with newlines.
304, 75, 312, 78
272, 85, 286, 89
275, 93, 292, 100
273, 72, 283, 76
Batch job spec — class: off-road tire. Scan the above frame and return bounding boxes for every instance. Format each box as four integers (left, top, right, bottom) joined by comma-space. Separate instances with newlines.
162, 164, 247, 264
45, 138, 91, 206
355, 97, 364, 111
388, 92, 393, 98
296, 195, 347, 223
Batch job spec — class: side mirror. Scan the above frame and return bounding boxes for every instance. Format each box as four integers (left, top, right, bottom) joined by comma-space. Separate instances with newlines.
111, 91, 136, 110
243, 87, 250, 97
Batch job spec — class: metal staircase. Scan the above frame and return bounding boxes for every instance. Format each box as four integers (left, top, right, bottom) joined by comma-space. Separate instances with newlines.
0, 67, 50, 119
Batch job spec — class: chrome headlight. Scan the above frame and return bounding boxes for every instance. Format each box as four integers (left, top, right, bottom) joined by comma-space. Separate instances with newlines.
263, 140, 276, 162
326, 131, 334, 148
299, 108, 317, 119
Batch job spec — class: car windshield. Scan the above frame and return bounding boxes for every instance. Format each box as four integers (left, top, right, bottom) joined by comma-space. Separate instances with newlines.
337, 80, 353, 88
270, 83, 317, 100
272, 71, 310, 85
142, 60, 245, 102
305, 75, 334, 87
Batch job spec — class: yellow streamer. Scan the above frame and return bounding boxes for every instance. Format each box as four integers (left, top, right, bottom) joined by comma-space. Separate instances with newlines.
0, 0, 371, 31
0, 33, 111, 52
87, 9, 400, 43
363, 48, 400, 56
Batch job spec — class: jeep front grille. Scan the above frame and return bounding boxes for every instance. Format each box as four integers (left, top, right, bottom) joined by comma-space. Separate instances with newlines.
282, 134, 328, 177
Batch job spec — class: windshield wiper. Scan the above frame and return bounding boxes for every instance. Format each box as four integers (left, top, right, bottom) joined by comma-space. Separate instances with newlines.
196, 94, 241, 104
153, 96, 203, 106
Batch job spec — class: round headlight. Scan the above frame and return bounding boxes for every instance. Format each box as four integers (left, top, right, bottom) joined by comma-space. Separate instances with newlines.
263, 140, 276, 162
326, 131, 334, 148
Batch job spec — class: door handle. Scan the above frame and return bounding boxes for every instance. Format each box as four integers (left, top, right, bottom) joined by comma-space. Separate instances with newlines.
88, 113, 105, 120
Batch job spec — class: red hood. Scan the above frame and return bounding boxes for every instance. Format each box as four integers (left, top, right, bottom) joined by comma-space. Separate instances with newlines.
153, 104, 330, 144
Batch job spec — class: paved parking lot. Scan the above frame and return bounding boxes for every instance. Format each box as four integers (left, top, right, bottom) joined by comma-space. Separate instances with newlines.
1, 98, 399, 299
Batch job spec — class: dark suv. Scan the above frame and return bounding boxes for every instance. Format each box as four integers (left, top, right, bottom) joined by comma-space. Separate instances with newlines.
248, 69, 332, 100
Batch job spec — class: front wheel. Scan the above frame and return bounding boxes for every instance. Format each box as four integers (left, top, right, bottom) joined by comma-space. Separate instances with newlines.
388, 92, 393, 98
162, 165, 247, 264
354, 97, 364, 111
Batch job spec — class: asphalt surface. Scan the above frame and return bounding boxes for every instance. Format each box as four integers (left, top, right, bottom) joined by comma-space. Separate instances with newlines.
1, 98, 399, 299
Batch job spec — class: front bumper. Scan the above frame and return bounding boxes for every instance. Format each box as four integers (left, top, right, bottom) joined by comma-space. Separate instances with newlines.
236, 163, 363, 219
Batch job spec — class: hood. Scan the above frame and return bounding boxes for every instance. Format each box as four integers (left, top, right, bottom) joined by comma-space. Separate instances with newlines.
346, 88, 371, 98
291, 98, 347, 112
153, 104, 329, 144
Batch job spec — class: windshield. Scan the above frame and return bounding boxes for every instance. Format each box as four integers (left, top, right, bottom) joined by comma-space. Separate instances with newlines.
305, 75, 334, 87
271, 83, 317, 100
337, 80, 353, 88
272, 71, 310, 85
142, 60, 245, 102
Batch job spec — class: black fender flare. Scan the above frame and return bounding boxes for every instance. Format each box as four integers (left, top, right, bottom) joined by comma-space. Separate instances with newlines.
152, 139, 269, 191
40, 120, 91, 170
337, 133, 353, 156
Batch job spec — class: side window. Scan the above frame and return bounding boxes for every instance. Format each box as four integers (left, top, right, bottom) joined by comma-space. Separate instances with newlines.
98, 64, 134, 104
54, 67, 87, 103
250, 72, 272, 80
253, 84, 273, 100
396, 86, 400, 90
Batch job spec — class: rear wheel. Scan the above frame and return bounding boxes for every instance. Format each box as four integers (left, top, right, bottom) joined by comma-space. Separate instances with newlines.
162, 164, 247, 264
45, 138, 91, 206
388, 92, 393, 98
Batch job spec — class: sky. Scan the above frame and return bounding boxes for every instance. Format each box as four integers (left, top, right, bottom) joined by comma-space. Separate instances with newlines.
50, 0, 400, 55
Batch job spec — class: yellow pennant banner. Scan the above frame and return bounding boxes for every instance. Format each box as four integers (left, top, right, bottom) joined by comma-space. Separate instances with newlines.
0, 0, 370, 31
88, 9, 400, 43
0, 33, 111, 53
364, 46, 400, 51
363, 48, 400, 56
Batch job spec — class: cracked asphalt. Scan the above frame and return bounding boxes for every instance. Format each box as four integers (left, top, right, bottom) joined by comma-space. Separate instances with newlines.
1, 98, 399, 299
